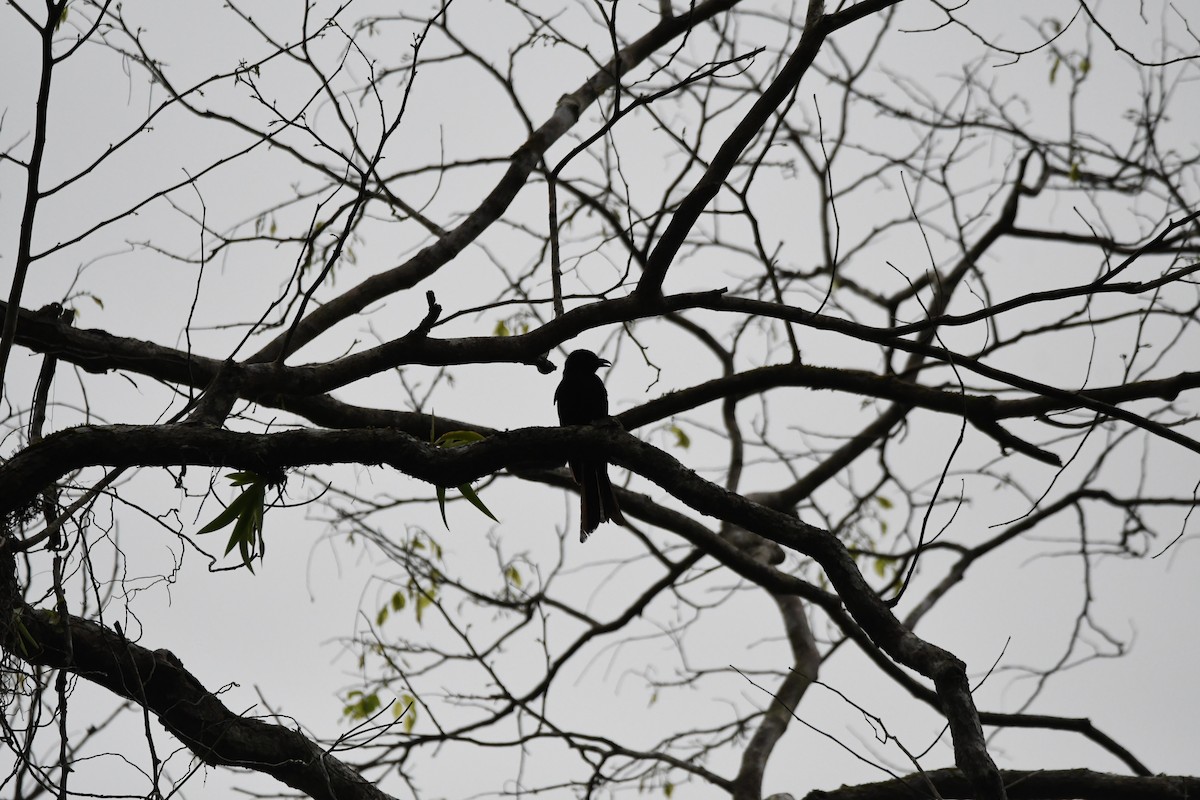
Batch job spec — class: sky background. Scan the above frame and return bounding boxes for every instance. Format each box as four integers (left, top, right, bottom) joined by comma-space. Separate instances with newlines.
2, 1, 1198, 798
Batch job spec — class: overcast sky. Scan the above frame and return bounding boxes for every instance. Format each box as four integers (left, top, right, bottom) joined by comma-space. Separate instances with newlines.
2, 2, 1198, 798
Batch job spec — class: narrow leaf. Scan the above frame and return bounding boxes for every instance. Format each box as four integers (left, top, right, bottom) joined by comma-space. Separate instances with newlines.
437, 485, 449, 529
458, 483, 499, 522
239, 535, 255, 573
227, 471, 260, 486
197, 490, 254, 534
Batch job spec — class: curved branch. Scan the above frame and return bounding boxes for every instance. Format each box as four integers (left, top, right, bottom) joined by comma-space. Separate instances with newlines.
0, 421, 1004, 799
14, 295, 1200, 442
0, 550, 393, 800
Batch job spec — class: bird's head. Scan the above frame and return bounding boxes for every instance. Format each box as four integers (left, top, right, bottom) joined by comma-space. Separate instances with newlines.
563, 349, 611, 375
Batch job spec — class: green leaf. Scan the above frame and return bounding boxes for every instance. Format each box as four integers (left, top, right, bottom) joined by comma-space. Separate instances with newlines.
668, 424, 691, 449
400, 694, 417, 732
435, 430, 486, 448
1079, 56, 1090, 75
343, 690, 382, 721
391, 590, 407, 611
199, 475, 268, 572
226, 508, 251, 555
505, 564, 522, 588
14, 618, 38, 656
875, 495, 893, 509
1068, 161, 1081, 182
494, 319, 510, 336
250, 489, 266, 555
429, 428, 495, 527
1049, 56, 1060, 85
239, 536, 255, 574
437, 484, 449, 529
458, 482, 499, 522
376, 605, 389, 626
415, 590, 433, 625
664, 782, 674, 798
197, 490, 255, 534
874, 558, 888, 578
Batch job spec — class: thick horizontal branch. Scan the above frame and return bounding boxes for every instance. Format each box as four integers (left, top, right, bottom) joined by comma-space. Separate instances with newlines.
621, 363, 1063, 464
0, 421, 1001, 800
12, 296, 1199, 446
3, 299, 226, 385
0, 424, 543, 524
691, 295, 1200, 458
2, 291, 707, 396
804, 768, 1200, 800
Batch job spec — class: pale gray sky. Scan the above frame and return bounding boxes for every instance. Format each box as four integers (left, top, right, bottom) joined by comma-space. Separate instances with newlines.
2, 1, 1198, 798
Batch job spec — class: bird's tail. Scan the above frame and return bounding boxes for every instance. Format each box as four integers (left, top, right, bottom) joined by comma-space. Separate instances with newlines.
579, 462, 625, 542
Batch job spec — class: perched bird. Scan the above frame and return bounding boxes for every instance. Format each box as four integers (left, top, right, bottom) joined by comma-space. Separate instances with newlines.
554, 349, 626, 541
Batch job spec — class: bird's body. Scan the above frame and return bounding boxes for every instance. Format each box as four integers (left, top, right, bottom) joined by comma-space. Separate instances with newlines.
554, 350, 626, 541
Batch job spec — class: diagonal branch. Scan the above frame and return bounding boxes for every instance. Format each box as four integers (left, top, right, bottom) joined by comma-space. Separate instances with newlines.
0, 421, 1004, 799
247, 0, 746, 362
637, 1, 903, 296
0, 552, 393, 800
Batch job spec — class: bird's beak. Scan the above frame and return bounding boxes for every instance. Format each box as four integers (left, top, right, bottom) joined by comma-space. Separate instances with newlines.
598, 358, 611, 368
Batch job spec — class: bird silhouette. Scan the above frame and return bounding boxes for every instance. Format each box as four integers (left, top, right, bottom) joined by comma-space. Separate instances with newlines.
554, 349, 626, 541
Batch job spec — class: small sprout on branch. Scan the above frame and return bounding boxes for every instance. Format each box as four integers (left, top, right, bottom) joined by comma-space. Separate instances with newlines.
197, 470, 285, 572
429, 419, 499, 529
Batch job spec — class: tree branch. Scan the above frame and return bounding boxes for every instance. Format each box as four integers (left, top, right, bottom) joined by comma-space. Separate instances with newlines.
0, 547, 393, 800
804, 768, 1199, 800
0, 421, 1004, 800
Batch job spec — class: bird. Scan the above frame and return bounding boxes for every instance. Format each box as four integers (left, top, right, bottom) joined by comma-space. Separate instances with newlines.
554, 349, 626, 541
